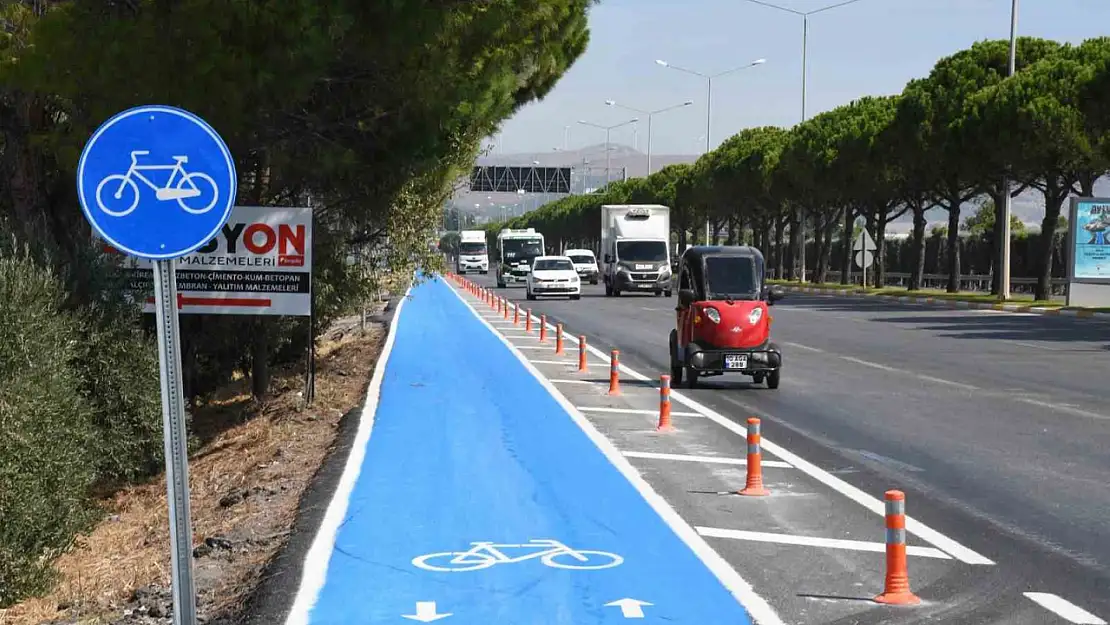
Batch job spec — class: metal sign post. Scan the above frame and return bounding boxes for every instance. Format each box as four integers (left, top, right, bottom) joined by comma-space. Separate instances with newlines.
77, 104, 237, 625
853, 227, 877, 288
152, 258, 197, 624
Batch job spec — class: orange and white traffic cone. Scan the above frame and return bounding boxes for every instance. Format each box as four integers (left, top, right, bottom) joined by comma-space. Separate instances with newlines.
608, 350, 620, 395
526, 309, 533, 333
555, 323, 564, 354
738, 418, 770, 496
657, 374, 674, 432
874, 490, 921, 605
578, 336, 588, 372
539, 315, 547, 343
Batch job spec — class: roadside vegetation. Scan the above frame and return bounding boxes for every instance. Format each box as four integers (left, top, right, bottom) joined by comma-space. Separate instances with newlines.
490, 37, 1110, 301
0, 0, 595, 612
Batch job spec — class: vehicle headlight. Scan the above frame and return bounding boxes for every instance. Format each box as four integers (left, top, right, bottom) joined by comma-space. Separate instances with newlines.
748, 307, 763, 325
617, 268, 630, 276
658, 267, 672, 280
704, 307, 721, 324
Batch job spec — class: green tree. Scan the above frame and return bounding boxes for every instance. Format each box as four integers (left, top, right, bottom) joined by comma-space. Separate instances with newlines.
895, 37, 1063, 293
968, 38, 1110, 299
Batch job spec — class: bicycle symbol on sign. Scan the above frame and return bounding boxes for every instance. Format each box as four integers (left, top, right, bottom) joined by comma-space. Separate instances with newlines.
411, 539, 624, 572
95, 150, 219, 217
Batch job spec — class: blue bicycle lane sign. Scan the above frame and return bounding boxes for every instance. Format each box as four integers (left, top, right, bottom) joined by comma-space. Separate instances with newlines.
77, 105, 237, 260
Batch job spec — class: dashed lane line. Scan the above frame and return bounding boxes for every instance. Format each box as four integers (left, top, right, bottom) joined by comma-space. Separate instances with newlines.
782, 341, 824, 353
696, 527, 952, 560
838, 355, 980, 391
623, 450, 792, 468
1023, 593, 1107, 624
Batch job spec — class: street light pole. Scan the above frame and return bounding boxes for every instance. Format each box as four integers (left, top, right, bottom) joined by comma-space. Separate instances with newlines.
1000, 0, 1018, 300
655, 57, 765, 245
742, 0, 869, 282
606, 99, 693, 175
578, 117, 639, 186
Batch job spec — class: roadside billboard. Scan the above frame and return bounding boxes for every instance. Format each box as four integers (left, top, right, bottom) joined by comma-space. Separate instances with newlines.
1066, 197, 1110, 307
106, 206, 312, 316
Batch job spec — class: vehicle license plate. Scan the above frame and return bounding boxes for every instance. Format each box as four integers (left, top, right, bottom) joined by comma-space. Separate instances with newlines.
724, 354, 748, 369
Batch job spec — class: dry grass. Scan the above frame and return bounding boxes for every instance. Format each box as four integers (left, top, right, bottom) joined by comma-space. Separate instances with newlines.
0, 308, 388, 625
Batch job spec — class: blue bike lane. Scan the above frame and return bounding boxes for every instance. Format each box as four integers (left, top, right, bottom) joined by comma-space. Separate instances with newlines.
289, 277, 756, 624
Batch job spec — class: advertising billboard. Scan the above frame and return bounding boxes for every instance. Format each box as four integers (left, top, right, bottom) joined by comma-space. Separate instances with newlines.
1069, 197, 1110, 281
105, 206, 313, 316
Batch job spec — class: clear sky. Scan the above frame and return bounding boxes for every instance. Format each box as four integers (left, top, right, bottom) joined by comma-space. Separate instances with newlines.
494, 0, 1110, 156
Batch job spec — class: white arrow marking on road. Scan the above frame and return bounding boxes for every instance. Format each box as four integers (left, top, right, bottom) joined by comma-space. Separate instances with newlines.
605, 598, 653, 618
402, 601, 452, 622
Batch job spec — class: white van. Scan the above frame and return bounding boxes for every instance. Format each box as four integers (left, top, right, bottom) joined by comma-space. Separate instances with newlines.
563, 248, 599, 285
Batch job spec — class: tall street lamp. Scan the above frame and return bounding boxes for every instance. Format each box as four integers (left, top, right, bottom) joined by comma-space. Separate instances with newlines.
578, 117, 639, 185
1000, 0, 1018, 300
655, 57, 766, 244
605, 99, 694, 175
743, 0, 870, 281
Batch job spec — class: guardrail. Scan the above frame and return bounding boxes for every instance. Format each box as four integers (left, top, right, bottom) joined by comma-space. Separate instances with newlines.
765, 271, 1069, 297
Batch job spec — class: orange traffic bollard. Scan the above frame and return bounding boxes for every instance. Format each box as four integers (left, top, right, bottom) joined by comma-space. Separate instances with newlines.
526, 309, 533, 333
874, 490, 921, 605
514, 303, 520, 325
657, 374, 674, 431
578, 336, 588, 372
608, 350, 620, 395
539, 315, 547, 343
555, 323, 564, 355
503, 299, 510, 320
738, 418, 770, 496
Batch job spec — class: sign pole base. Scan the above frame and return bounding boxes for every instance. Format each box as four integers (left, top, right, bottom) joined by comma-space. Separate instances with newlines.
153, 259, 199, 625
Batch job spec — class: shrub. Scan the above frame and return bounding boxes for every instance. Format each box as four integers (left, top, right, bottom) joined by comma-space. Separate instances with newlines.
0, 253, 97, 606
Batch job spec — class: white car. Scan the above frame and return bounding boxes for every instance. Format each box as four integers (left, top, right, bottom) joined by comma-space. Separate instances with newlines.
526, 256, 581, 300
563, 248, 600, 285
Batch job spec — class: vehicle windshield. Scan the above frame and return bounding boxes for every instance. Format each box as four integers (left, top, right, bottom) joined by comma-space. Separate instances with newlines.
459, 242, 486, 255
704, 255, 759, 299
567, 254, 595, 265
533, 258, 574, 271
617, 240, 667, 262
502, 238, 544, 261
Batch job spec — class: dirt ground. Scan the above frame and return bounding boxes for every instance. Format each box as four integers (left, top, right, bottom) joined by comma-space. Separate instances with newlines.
0, 306, 389, 625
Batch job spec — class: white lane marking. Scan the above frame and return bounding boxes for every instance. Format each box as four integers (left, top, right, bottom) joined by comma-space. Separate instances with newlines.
1011, 396, 1110, 422
512, 345, 557, 350
580, 407, 702, 417
284, 287, 412, 625
696, 527, 952, 559
782, 341, 823, 353
448, 283, 788, 625
531, 359, 597, 366
568, 336, 995, 566
696, 394, 994, 566
1008, 340, 1067, 352
624, 451, 793, 469
839, 355, 980, 391
1024, 593, 1107, 624
549, 378, 605, 385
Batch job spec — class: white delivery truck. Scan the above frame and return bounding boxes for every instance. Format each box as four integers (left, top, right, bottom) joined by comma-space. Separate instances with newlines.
600, 204, 672, 297
496, 228, 545, 288
455, 230, 490, 274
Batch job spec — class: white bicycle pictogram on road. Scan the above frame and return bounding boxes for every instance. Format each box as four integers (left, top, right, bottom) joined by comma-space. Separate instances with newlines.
95, 150, 219, 217
412, 539, 624, 572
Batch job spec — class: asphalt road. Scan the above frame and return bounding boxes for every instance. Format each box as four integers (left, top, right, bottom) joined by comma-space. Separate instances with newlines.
469, 273, 1110, 624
